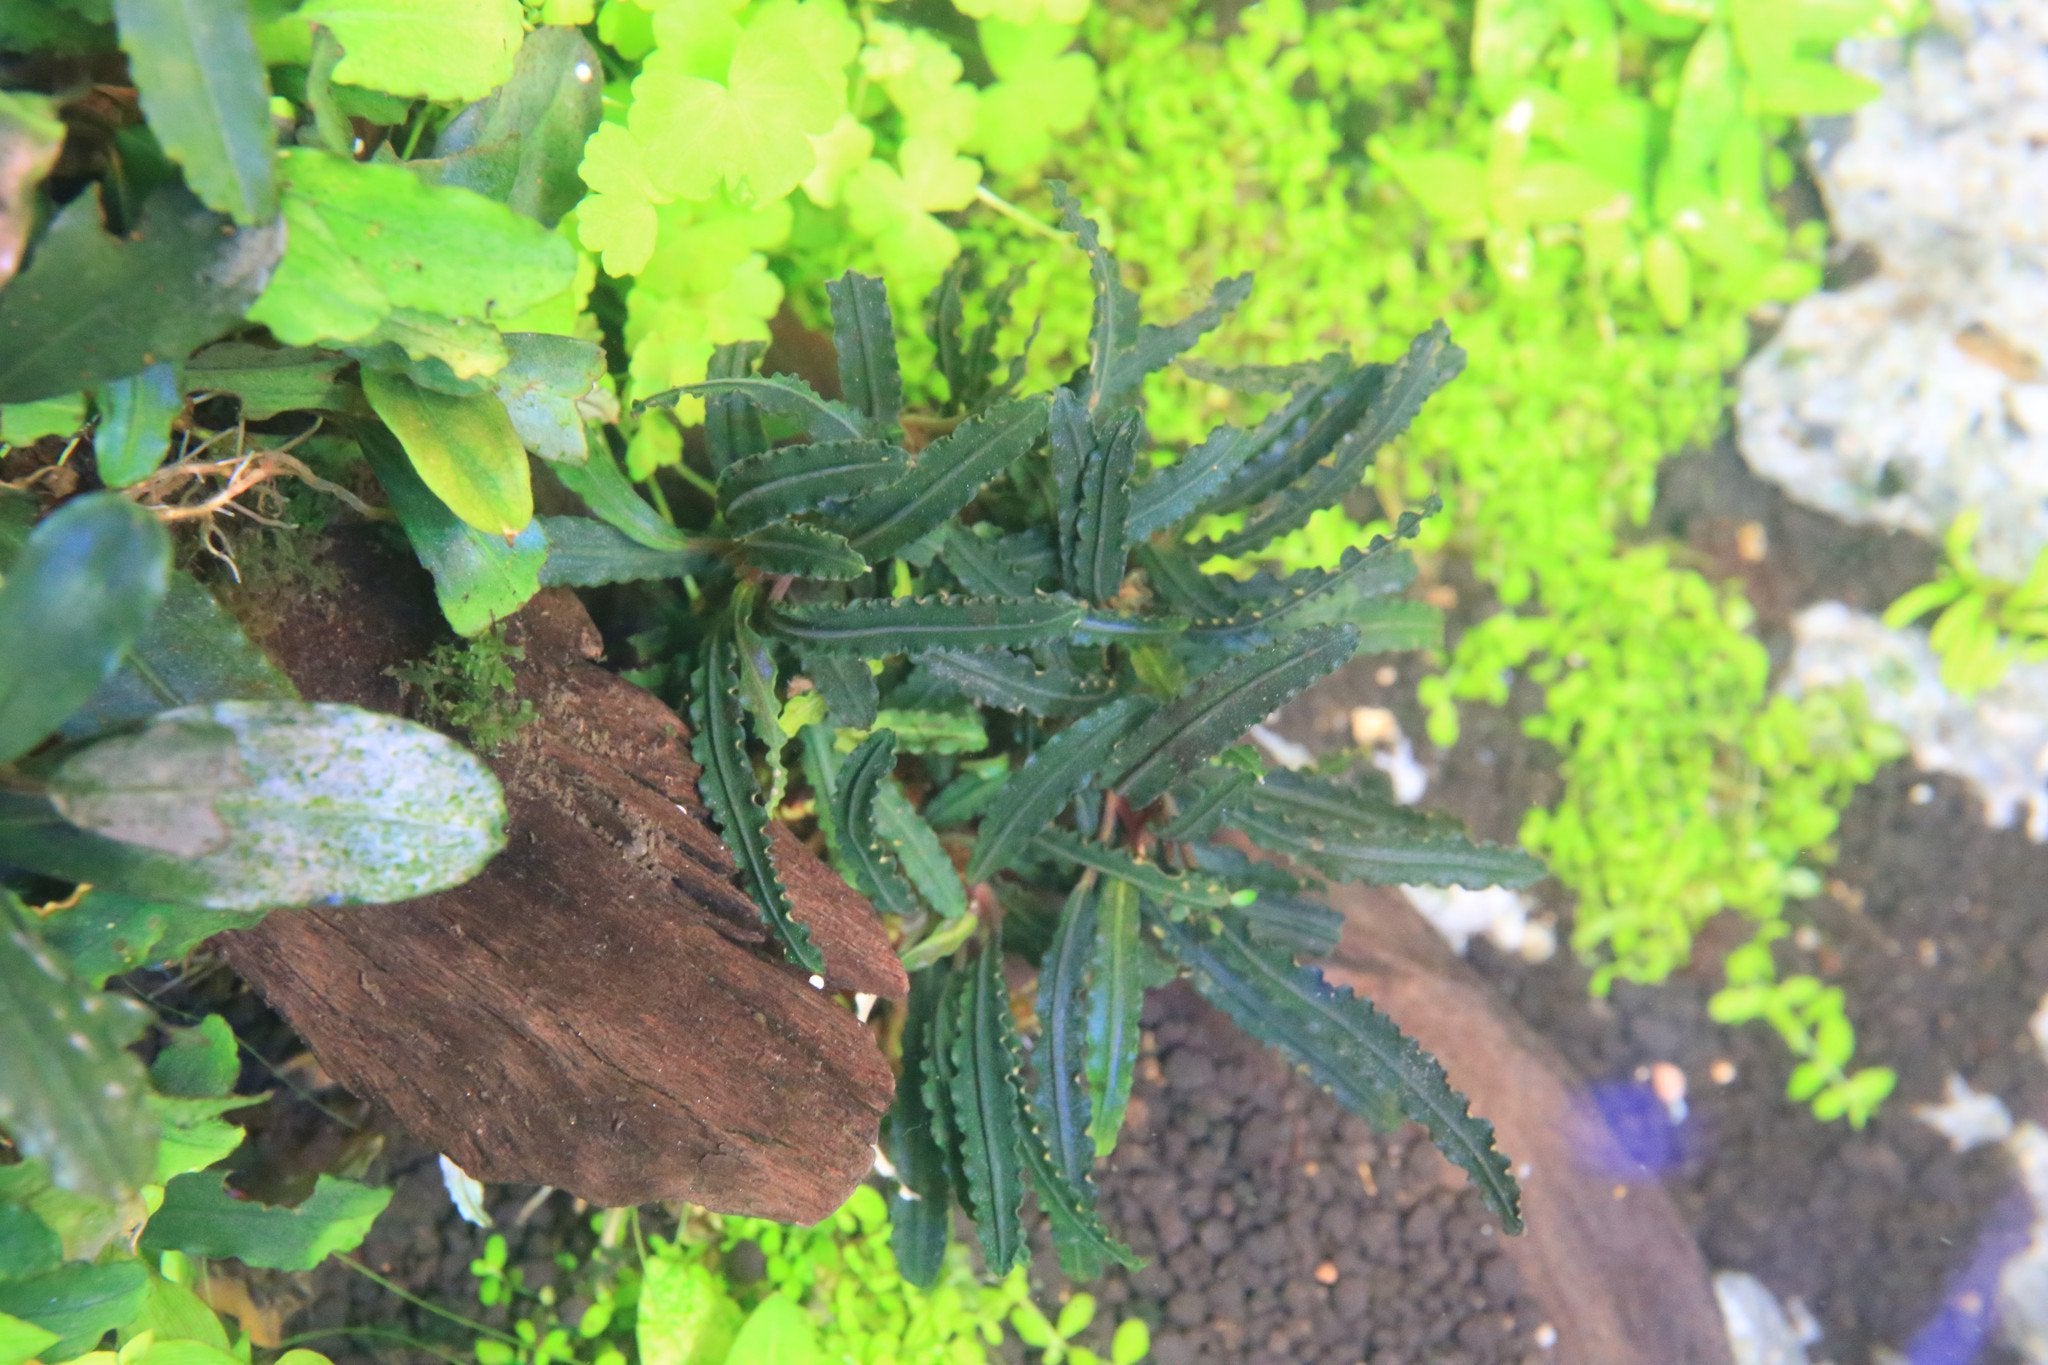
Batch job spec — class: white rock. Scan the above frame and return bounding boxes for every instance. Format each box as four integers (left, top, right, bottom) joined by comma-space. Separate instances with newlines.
1716, 1271, 1814, 1365
1912, 1073, 2015, 1152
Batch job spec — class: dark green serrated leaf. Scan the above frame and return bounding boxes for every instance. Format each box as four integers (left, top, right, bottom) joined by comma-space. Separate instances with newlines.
413, 27, 602, 227
113, 0, 276, 224
63, 567, 296, 742
965, 696, 1152, 884
1072, 609, 1189, 644
765, 593, 1082, 656
703, 341, 769, 474
1033, 880, 1097, 1192
940, 522, 1048, 598
717, 439, 903, 535
841, 398, 1049, 560
689, 617, 822, 972
1208, 325, 1464, 555
1157, 909, 1522, 1232
888, 967, 953, 1288
802, 652, 878, 729
730, 523, 866, 580
831, 730, 921, 919
365, 428, 544, 636
1234, 770, 1544, 890
949, 938, 1030, 1275
1107, 624, 1358, 809
1197, 361, 1385, 519
873, 778, 967, 920
1047, 386, 1089, 585
550, 440, 692, 551
1185, 515, 1426, 649
1031, 828, 1245, 913
1073, 409, 1140, 602
537, 516, 714, 587
0, 183, 281, 404
142, 1173, 392, 1269
1126, 425, 1254, 540
0, 492, 169, 764
1121, 271, 1255, 412
1155, 765, 1257, 842
1018, 1088, 1139, 1280
1179, 351, 1348, 393
0, 897, 157, 1220
184, 342, 350, 418
1085, 878, 1153, 1158
93, 361, 181, 487
920, 648, 1111, 718
1237, 892, 1344, 957
921, 963, 968, 1212
1134, 542, 1236, 620
828, 271, 901, 432
643, 372, 867, 443
928, 258, 1029, 414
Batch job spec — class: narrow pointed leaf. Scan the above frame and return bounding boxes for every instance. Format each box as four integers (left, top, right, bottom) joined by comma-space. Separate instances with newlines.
1031, 829, 1247, 913
1047, 386, 1089, 585
841, 398, 1049, 560
888, 968, 953, 1288
1019, 1089, 1140, 1280
1072, 609, 1189, 644
717, 439, 904, 535
1126, 425, 1254, 540
549, 441, 693, 550
1053, 184, 1138, 421
1155, 764, 1257, 842
802, 652, 878, 729
730, 523, 866, 580
1198, 362, 1386, 518
704, 341, 770, 474
765, 593, 1082, 656
537, 516, 715, 587
949, 939, 1030, 1275
113, 0, 276, 223
1107, 624, 1359, 809
1135, 542, 1237, 622
831, 731, 922, 919
928, 258, 1028, 414
1157, 909, 1522, 1232
0, 897, 158, 1220
643, 372, 867, 443
922, 648, 1112, 718
689, 617, 822, 973
1073, 409, 1140, 602
1180, 351, 1348, 393
873, 779, 967, 920
966, 696, 1152, 883
828, 271, 902, 432
1120, 272, 1254, 410
941, 522, 1050, 598
1033, 881, 1098, 1191
1186, 518, 1426, 649
1235, 771, 1543, 889
921, 964, 968, 1211
1085, 878, 1149, 1157
0, 493, 170, 764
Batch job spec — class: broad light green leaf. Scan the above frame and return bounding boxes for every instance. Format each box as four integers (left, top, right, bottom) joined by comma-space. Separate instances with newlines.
717, 439, 904, 535
40, 891, 248, 988
36, 700, 508, 911
1108, 624, 1358, 809
1085, 878, 1155, 1157
114, 0, 276, 224
416, 26, 604, 227
949, 939, 1029, 1275
827, 271, 902, 432
536, 516, 713, 588
249, 150, 576, 350
0, 897, 158, 1222
550, 441, 692, 551
636, 1258, 743, 1365
725, 1293, 824, 1365
840, 398, 1049, 560
1158, 910, 1522, 1232
365, 429, 545, 636
887, 969, 953, 1289
0, 1261, 147, 1362
0, 184, 282, 404
965, 696, 1151, 884
0, 492, 169, 764
0, 1308, 59, 1365
491, 334, 607, 463
765, 594, 1083, 656
64, 567, 296, 743
294, 0, 524, 102
363, 366, 533, 538
690, 616, 823, 973
92, 362, 182, 487
141, 1173, 392, 1269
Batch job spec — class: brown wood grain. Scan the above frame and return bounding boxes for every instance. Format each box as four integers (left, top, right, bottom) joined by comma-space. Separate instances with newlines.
214, 533, 903, 1221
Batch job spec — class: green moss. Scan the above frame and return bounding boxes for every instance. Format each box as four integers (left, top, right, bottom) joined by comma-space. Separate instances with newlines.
387, 626, 536, 756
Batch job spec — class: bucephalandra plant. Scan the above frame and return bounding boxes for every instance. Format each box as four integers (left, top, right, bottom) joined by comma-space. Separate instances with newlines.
618, 186, 1543, 1281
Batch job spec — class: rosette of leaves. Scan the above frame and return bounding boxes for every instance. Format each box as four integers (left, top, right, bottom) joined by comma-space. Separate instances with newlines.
595, 187, 1541, 1282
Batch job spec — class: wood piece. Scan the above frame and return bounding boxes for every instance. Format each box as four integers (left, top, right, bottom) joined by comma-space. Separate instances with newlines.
214, 533, 903, 1221
1320, 884, 1734, 1365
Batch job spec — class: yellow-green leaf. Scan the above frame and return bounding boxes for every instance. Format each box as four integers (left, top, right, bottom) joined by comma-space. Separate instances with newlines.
363, 369, 533, 536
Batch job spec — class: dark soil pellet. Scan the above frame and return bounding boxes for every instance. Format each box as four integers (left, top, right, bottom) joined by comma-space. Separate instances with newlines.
1035, 986, 1547, 1364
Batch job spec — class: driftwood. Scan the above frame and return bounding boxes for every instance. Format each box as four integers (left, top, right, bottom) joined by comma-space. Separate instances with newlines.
215, 533, 904, 1223
1321, 884, 1734, 1365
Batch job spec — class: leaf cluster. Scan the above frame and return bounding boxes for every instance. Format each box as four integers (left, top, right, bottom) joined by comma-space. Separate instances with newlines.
1883, 508, 2048, 699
